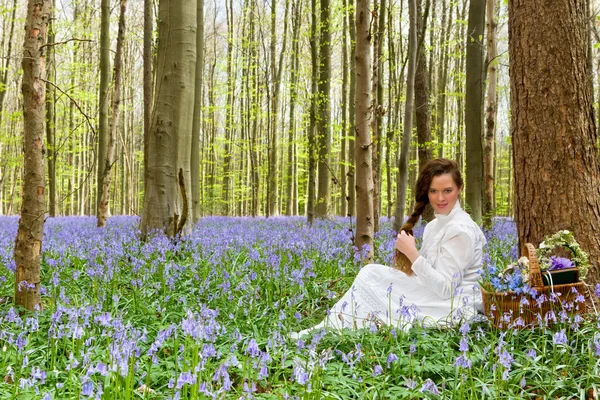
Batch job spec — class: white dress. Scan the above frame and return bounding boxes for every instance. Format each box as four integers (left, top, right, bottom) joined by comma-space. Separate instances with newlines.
296, 202, 487, 336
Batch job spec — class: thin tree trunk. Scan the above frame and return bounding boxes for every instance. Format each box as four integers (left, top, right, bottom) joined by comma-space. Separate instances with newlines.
191, 0, 205, 221
415, 0, 434, 222
355, 0, 374, 261
340, 0, 349, 217
393, 0, 418, 233
143, 0, 153, 190
15, 0, 51, 311
98, 0, 127, 228
315, 0, 331, 218
286, 0, 301, 216
46, 13, 58, 217
0, 0, 17, 128
482, 0, 497, 228
435, 0, 451, 158
347, 0, 356, 218
307, 0, 318, 224
97, 0, 111, 214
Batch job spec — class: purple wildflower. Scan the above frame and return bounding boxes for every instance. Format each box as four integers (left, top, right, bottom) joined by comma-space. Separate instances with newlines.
553, 330, 568, 345
549, 256, 574, 271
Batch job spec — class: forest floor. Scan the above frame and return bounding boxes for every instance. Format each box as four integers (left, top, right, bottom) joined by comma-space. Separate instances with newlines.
0, 215, 598, 399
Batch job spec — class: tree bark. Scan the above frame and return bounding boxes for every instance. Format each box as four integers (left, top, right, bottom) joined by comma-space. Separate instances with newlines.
97, 0, 111, 215
15, 0, 52, 311
355, 0, 374, 261
510, 0, 600, 284
140, 0, 196, 237
393, 0, 418, 233
415, 0, 434, 222
482, 0, 497, 228
307, 0, 318, 224
0, 0, 17, 128
465, 0, 486, 222
98, 0, 127, 228
286, 0, 302, 216
340, 0, 349, 217
46, 12, 57, 217
315, 0, 331, 218
143, 0, 153, 191
191, 0, 204, 221
347, 0, 357, 218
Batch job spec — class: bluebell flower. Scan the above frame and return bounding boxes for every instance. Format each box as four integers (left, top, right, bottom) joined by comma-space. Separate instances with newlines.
553, 330, 568, 345
549, 256, 574, 271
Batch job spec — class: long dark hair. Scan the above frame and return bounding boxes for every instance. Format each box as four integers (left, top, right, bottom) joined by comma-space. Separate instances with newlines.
393, 158, 463, 271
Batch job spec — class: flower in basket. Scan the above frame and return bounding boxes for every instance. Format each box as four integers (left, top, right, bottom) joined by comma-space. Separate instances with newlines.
479, 256, 531, 295
536, 230, 590, 279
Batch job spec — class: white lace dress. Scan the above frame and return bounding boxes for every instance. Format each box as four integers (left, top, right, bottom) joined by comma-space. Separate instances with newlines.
296, 202, 487, 336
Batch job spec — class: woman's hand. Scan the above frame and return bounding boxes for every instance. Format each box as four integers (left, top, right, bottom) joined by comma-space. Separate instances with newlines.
395, 231, 420, 264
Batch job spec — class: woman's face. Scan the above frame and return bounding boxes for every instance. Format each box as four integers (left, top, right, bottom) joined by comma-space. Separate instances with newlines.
428, 173, 461, 215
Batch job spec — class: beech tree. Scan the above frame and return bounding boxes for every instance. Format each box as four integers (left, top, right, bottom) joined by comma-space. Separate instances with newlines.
14, 0, 51, 310
510, 0, 600, 283
140, 0, 196, 237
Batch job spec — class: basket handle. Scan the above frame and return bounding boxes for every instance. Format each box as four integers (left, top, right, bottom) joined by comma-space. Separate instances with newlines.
525, 243, 543, 289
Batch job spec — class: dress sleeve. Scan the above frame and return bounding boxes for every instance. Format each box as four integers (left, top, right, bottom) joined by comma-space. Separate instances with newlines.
411, 225, 475, 300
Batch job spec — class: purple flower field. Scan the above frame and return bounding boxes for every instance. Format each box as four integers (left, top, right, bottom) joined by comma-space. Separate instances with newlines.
0, 216, 599, 399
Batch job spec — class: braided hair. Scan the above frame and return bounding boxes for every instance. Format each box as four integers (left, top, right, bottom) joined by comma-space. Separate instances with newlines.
393, 158, 463, 272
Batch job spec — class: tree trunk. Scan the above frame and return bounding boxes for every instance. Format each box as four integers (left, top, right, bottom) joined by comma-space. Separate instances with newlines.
482, 0, 497, 229
307, 0, 318, 224
191, 0, 205, 221
510, 0, 600, 284
340, 0, 349, 217
286, 0, 302, 216
355, 0, 374, 261
0, 0, 17, 128
98, 0, 127, 228
46, 13, 58, 217
15, 0, 51, 311
393, 0, 418, 233
268, 0, 290, 217
347, 0, 357, 218
140, 0, 196, 237
143, 0, 153, 192
97, 0, 111, 215
371, 0, 386, 232
415, 0, 434, 222
315, 0, 331, 218
465, 0, 485, 222
435, 0, 452, 158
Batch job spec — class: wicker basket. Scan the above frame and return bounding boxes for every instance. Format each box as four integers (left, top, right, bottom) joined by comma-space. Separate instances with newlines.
480, 243, 585, 329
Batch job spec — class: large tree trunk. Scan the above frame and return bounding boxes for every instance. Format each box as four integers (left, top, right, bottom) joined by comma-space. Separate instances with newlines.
465, 0, 486, 222
46, 13, 58, 217
510, 0, 600, 284
15, 0, 52, 311
97, 0, 127, 228
435, 0, 452, 158
315, 0, 331, 218
140, 0, 196, 237
393, 0, 418, 233
482, 0, 497, 228
355, 0, 374, 261
97, 0, 111, 215
191, 0, 204, 221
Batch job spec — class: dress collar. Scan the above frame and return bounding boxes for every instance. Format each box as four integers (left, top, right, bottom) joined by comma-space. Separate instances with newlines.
434, 201, 462, 223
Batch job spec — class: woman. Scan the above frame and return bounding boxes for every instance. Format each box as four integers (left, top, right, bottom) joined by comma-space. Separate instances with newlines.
293, 159, 486, 337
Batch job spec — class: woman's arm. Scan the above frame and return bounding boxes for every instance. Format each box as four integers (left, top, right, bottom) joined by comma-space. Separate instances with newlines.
410, 227, 475, 300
